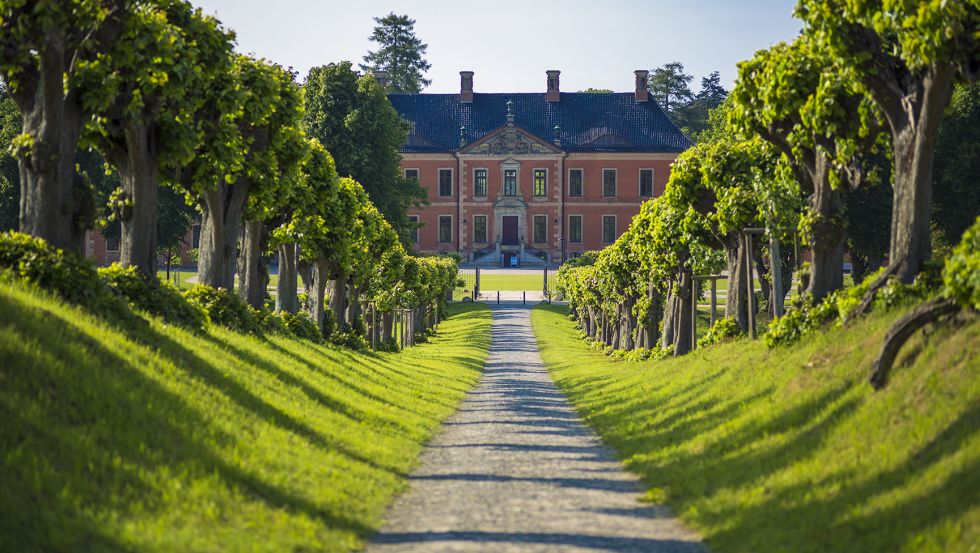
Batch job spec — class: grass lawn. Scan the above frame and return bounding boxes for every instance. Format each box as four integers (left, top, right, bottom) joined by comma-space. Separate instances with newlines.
531, 303, 979, 553
456, 272, 551, 293
156, 269, 196, 289
0, 280, 491, 552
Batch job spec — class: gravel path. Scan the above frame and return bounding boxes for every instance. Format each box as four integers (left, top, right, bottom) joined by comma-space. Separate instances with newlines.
368, 304, 706, 553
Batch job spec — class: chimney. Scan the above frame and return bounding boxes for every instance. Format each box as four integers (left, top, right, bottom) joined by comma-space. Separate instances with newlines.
460, 71, 474, 103
546, 70, 560, 102
373, 69, 388, 88
634, 69, 649, 102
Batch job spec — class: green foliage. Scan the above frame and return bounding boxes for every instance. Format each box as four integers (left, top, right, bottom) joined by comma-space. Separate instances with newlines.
0, 281, 491, 552
183, 284, 262, 335
933, 83, 980, 248
532, 303, 980, 553
649, 61, 694, 115
98, 264, 207, 331
942, 215, 980, 310
302, 62, 422, 243
280, 311, 323, 343
0, 231, 132, 323
697, 316, 741, 348
359, 12, 431, 93
764, 293, 839, 347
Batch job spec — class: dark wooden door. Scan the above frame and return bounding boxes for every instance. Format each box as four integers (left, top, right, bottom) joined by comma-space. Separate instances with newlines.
502, 216, 519, 245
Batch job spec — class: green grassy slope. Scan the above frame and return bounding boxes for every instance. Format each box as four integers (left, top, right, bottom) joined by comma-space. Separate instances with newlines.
532, 303, 979, 553
0, 280, 490, 552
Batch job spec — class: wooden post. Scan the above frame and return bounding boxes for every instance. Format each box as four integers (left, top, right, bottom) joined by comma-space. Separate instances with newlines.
543, 267, 548, 297
475, 266, 481, 298
691, 276, 699, 350
770, 235, 784, 317
710, 278, 718, 326
745, 232, 756, 339
370, 302, 377, 350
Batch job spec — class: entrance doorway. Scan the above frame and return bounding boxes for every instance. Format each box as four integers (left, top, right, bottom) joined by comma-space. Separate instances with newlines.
502, 216, 519, 245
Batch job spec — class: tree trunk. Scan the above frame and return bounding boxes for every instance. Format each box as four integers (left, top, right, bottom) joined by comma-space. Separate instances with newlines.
724, 236, 750, 332
869, 296, 959, 389
347, 284, 361, 328
114, 120, 159, 278
806, 153, 846, 301
673, 269, 694, 356
198, 182, 249, 289
329, 272, 348, 331
276, 242, 299, 313
15, 61, 90, 253
886, 66, 955, 284
238, 218, 266, 308
309, 254, 330, 335
382, 311, 393, 342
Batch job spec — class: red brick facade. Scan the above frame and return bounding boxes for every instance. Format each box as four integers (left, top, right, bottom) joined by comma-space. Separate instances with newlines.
403, 151, 678, 264
391, 69, 690, 266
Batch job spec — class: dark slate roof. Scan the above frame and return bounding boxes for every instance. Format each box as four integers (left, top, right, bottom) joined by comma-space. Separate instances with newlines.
388, 92, 694, 153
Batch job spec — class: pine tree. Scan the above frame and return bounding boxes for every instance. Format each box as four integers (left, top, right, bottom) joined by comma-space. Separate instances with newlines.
359, 13, 432, 93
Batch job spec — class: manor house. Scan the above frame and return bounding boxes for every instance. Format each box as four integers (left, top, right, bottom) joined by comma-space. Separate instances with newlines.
389, 69, 692, 266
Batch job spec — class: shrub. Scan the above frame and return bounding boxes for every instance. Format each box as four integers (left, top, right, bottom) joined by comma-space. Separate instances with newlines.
98, 264, 207, 331
183, 284, 261, 335
698, 316, 741, 348
330, 330, 368, 350
943, 215, 980, 310
0, 231, 133, 323
765, 292, 839, 348
280, 311, 322, 343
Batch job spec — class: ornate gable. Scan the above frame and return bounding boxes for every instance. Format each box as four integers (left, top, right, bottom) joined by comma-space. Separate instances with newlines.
460, 123, 562, 156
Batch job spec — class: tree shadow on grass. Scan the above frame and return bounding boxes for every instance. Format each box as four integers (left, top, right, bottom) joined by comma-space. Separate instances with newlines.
705, 401, 980, 552
0, 292, 376, 551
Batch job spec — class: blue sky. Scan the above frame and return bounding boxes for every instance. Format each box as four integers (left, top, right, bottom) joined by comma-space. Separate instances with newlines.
192, 0, 802, 93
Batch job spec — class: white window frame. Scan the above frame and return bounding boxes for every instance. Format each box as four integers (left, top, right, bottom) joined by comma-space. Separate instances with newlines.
437, 214, 453, 243
601, 214, 617, 244
568, 214, 583, 244
639, 168, 655, 197
568, 168, 584, 197
408, 214, 420, 243
473, 214, 488, 243
404, 168, 420, 180
602, 168, 617, 197
438, 168, 453, 197
473, 167, 489, 198
532, 168, 548, 198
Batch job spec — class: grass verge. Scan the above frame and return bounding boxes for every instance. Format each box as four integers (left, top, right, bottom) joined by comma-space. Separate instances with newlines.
0, 280, 490, 552
531, 303, 979, 553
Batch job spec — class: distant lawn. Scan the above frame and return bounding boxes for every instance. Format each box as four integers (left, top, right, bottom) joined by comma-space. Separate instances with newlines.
531, 303, 979, 553
457, 272, 552, 292
156, 269, 196, 289
0, 281, 491, 552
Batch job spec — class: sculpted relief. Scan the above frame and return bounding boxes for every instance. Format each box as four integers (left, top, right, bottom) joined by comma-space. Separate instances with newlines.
469, 127, 556, 156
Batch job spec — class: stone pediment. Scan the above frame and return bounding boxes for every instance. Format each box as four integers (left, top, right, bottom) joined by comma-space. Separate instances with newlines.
460, 123, 563, 156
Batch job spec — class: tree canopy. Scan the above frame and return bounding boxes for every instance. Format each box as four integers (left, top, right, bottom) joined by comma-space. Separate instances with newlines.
359, 12, 431, 93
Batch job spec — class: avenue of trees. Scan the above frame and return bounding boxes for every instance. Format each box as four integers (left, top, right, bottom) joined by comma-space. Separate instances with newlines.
558, 1, 979, 360
0, 0, 455, 343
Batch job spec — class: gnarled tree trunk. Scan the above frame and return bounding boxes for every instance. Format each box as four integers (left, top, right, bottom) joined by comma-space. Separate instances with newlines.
276, 242, 299, 313
109, 119, 160, 278
724, 236, 750, 332
329, 272, 348, 331
238, 218, 267, 309
16, 77, 90, 251
309, 253, 330, 335
198, 181, 249, 290
806, 153, 846, 301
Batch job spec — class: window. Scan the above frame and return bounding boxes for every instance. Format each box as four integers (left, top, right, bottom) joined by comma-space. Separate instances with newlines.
404, 168, 419, 181
568, 251, 582, 260
105, 234, 120, 252
533, 215, 547, 243
602, 215, 616, 243
473, 215, 487, 243
569, 215, 583, 243
408, 215, 419, 243
640, 169, 654, 197
474, 169, 487, 197
438, 215, 452, 243
191, 223, 201, 248
533, 169, 547, 197
439, 169, 453, 196
602, 169, 617, 197
568, 169, 583, 197
503, 169, 517, 196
